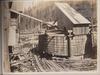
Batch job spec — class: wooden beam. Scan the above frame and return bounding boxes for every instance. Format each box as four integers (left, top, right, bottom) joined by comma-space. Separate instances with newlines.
34, 55, 45, 72
0, 2, 2, 74
10, 9, 56, 26
1, 2, 11, 72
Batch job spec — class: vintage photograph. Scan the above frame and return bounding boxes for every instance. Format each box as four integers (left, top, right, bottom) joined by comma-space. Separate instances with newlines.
1, 0, 97, 73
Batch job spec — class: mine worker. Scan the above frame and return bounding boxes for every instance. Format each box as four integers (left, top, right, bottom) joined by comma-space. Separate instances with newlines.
84, 29, 92, 58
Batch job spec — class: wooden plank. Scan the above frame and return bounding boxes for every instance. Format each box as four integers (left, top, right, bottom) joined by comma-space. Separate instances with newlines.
0, 2, 2, 74
71, 35, 87, 56
73, 27, 89, 35
34, 55, 45, 72
10, 9, 56, 27
2, 2, 11, 72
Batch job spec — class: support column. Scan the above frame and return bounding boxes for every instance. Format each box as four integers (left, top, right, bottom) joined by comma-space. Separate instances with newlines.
1, 2, 11, 72
67, 30, 73, 57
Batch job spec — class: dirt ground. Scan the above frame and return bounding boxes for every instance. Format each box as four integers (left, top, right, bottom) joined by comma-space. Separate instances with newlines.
54, 58, 97, 71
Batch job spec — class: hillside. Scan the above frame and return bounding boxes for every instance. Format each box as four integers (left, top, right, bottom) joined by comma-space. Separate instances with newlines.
20, 0, 96, 31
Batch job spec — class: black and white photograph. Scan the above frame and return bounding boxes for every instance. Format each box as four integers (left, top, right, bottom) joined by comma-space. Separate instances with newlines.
0, 0, 98, 74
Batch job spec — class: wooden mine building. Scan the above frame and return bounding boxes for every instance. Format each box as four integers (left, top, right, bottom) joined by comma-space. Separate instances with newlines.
39, 3, 91, 58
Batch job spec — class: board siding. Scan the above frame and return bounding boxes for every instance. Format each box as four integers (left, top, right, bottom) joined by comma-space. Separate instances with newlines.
39, 34, 68, 57
71, 35, 87, 56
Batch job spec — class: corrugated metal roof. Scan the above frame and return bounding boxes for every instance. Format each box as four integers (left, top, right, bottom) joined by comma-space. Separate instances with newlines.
55, 3, 91, 24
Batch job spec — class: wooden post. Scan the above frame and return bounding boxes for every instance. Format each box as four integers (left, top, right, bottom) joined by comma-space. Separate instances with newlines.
67, 30, 73, 57
0, 2, 2, 74
1, 2, 11, 72
67, 37, 71, 57
18, 14, 21, 43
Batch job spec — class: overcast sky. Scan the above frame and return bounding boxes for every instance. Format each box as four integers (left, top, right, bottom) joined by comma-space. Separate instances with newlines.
11, 0, 96, 12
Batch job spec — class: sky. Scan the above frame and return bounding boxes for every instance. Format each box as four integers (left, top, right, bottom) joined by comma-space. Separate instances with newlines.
11, 0, 42, 11
11, 0, 96, 12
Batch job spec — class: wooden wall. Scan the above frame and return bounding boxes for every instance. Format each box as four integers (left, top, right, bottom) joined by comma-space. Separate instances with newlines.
47, 35, 68, 56
8, 19, 17, 46
71, 35, 87, 56
73, 26, 89, 35
39, 33, 68, 57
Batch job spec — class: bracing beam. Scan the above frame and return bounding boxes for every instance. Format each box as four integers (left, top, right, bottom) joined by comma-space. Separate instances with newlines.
10, 9, 56, 26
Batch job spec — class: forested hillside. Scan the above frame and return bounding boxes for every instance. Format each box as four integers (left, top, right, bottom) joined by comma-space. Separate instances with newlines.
20, 0, 96, 31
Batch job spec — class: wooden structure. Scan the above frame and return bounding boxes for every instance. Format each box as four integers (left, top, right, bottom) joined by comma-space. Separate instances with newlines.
38, 32, 68, 58
55, 3, 91, 57
10, 9, 57, 27
55, 3, 90, 30
38, 3, 91, 58
8, 3, 91, 60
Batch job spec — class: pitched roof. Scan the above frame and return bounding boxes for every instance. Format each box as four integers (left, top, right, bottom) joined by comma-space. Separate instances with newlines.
55, 3, 90, 24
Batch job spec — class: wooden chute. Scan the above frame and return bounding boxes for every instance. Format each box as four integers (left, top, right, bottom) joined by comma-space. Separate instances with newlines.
10, 9, 56, 27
